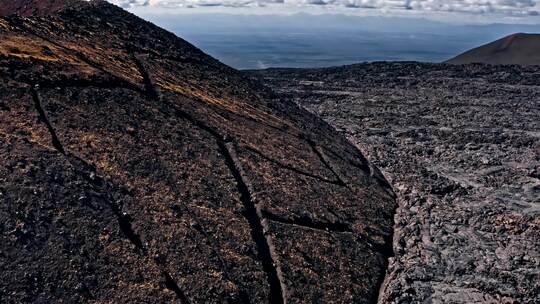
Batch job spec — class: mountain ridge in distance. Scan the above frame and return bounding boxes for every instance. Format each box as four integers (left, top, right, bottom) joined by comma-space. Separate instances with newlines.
447, 32, 540, 66
0, 0, 396, 303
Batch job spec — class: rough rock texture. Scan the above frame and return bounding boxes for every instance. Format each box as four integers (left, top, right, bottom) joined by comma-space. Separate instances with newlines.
447, 33, 540, 66
0, 0, 87, 16
250, 62, 540, 303
0, 1, 396, 303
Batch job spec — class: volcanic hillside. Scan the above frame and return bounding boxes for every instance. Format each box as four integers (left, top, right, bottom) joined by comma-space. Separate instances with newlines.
447, 33, 540, 66
0, 0, 395, 303
0, 0, 87, 16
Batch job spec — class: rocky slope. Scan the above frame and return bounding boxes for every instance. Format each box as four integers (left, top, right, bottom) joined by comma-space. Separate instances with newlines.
447, 33, 540, 66
250, 63, 540, 303
0, 0, 86, 16
0, 1, 396, 303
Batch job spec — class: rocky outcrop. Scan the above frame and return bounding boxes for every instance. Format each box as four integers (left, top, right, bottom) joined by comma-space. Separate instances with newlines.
0, 1, 395, 303
251, 62, 540, 303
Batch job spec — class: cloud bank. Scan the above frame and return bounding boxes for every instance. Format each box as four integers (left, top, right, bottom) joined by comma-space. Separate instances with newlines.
110, 0, 540, 16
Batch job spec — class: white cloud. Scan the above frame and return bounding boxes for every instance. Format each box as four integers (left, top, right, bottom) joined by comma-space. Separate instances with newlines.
108, 0, 540, 17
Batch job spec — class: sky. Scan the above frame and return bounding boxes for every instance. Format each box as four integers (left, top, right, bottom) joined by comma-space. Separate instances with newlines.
111, 0, 540, 22
105, 0, 540, 68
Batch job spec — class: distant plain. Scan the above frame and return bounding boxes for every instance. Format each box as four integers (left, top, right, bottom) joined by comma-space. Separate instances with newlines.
140, 13, 540, 69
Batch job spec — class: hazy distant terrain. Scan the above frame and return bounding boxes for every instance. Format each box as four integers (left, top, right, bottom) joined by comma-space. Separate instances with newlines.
140, 13, 540, 69
448, 33, 540, 66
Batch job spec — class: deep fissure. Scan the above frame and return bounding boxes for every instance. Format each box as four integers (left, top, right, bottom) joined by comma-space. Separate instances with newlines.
371, 234, 395, 304
244, 146, 346, 187
131, 53, 285, 303
162, 105, 287, 304
299, 109, 395, 304
31, 53, 396, 303
306, 139, 350, 189
36, 77, 144, 93
131, 53, 160, 100
30, 86, 189, 303
153, 100, 287, 303
218, 141, 285, 304
163, 271, 191, 303
130, 48, 292, 135
30, 87, 65, 154
130, 52, 396, 303
324, 144, 371, 176
261, 210, 352, 233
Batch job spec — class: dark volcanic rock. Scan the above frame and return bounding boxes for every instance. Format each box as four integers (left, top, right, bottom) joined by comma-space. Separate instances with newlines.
250, 62, 540, 303
0, 1, 395, 303
0, 0, 89, 16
